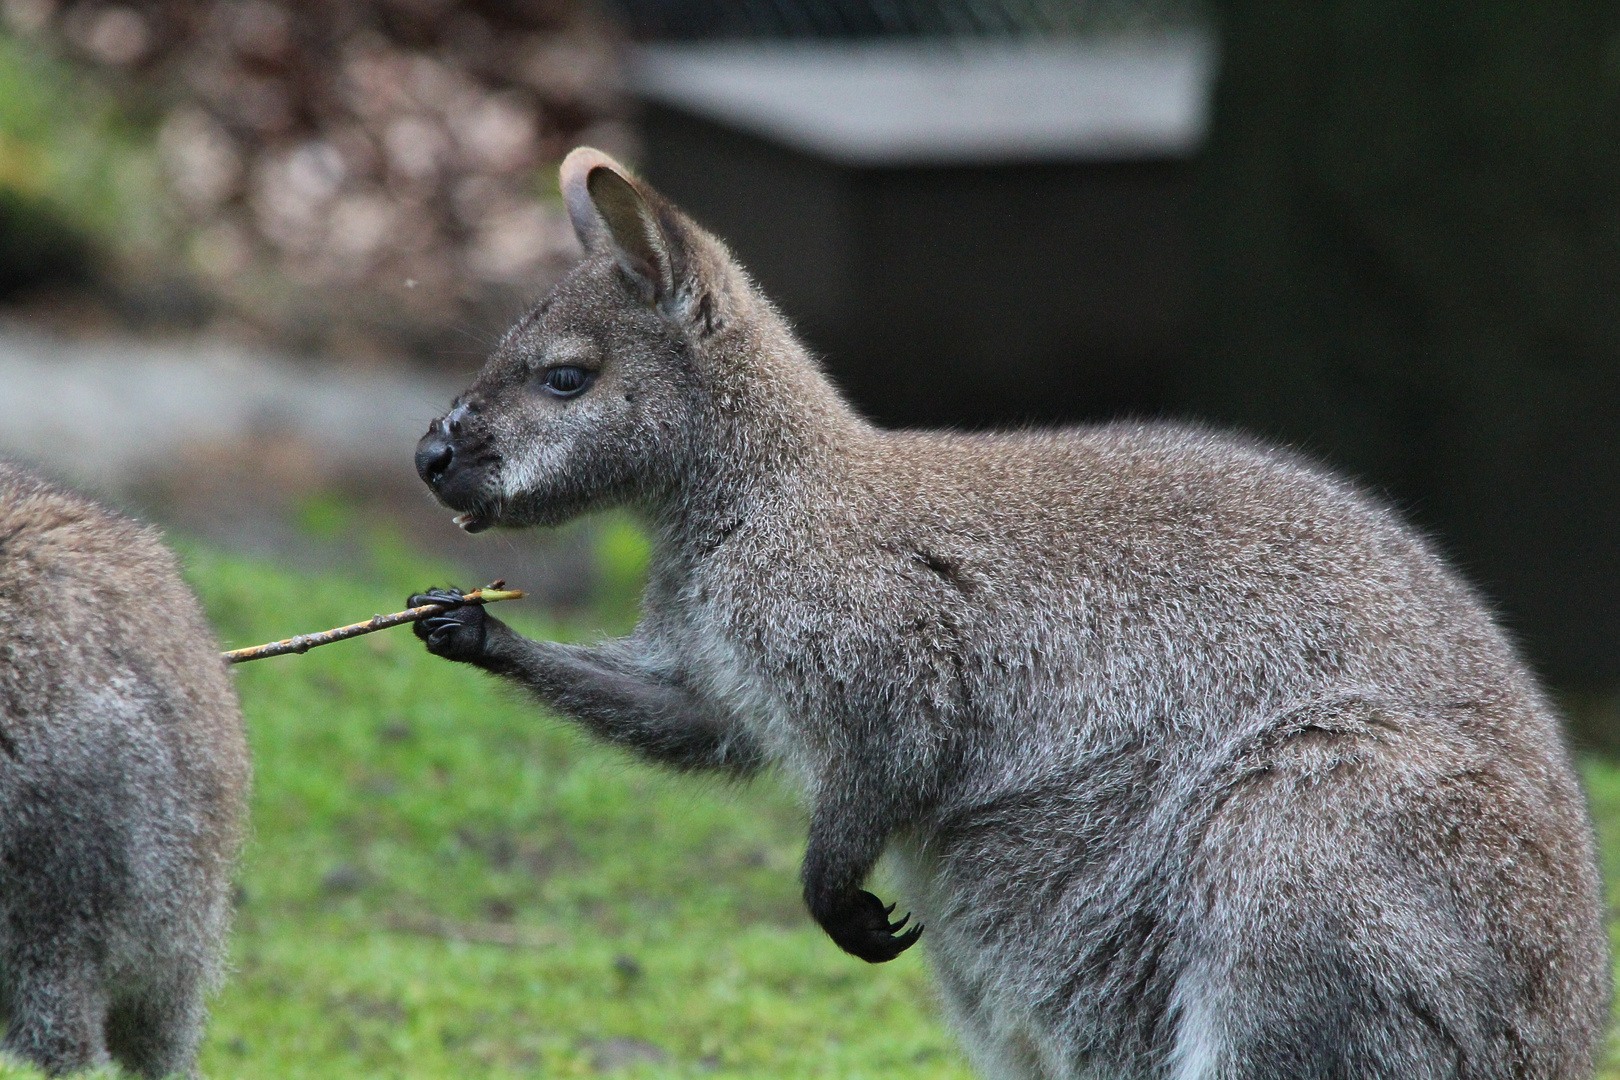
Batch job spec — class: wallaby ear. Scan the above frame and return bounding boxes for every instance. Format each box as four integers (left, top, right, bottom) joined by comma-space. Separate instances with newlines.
559, 146, 675, 305
560, 146, 615, 250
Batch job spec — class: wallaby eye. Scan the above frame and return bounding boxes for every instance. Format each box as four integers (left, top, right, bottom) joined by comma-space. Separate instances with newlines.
541, 365, 591, 398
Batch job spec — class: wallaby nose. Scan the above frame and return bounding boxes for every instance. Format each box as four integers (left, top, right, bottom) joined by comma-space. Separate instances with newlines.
416, 426, 455, 487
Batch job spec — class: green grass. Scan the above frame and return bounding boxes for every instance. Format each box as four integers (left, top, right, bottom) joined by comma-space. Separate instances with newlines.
1579, 766, 1620, 1076
184, 534, 969, 1080
8, 529, 1620, 1078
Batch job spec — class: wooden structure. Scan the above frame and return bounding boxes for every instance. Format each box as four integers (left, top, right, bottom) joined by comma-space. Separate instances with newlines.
630, 36, 1216, 426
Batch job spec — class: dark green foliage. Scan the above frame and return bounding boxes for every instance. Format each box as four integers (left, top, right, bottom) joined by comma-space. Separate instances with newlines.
0, 186, 90, 298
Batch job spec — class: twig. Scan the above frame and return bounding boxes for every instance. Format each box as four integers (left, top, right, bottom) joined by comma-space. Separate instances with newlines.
222, 582, 523, 664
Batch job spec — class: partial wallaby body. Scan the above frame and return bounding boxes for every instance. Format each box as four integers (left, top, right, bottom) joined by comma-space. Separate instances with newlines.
0, 463, 250, 1078
410, 148, 1609, 1079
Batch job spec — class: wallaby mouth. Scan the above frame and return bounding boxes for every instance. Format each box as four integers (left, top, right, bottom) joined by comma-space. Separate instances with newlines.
442, 489, 503, 533
453, 510, 494, 534
428, 481, 501, 533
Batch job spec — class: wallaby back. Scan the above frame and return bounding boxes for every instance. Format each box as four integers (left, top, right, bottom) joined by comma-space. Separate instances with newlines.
410, 149, 1610, 1080
0, 462, 249, 1078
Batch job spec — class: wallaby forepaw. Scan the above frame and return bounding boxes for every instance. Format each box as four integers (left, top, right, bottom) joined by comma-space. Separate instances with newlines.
815, 889, 923, 963
408, 588, 487, 662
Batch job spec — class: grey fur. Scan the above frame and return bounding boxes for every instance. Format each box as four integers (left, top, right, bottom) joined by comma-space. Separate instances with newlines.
0, 463, 250, 1078
410, 148, 1610, 1079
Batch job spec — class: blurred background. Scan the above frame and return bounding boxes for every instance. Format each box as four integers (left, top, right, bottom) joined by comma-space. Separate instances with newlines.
0, 0, 1617, 720
6, 2, 1613, 725
7, 3, 1620, 1076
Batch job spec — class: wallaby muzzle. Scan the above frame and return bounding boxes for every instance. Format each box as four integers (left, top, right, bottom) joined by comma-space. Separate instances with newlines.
416, 412, 499, 532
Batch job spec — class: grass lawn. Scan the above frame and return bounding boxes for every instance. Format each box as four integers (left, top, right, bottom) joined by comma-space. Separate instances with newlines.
183, 527, 973, 1080
3, 523, 1620, 1078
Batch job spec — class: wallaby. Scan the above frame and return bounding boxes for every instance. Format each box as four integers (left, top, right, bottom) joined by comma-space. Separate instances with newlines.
0, 463, 250, 1078
409, 148, 1610, 1079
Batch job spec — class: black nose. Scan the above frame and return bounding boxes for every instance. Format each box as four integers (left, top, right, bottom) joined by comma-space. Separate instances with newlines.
416, 426, 455, 487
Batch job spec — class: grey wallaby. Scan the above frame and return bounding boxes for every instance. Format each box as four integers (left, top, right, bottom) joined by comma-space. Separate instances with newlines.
409, 147, 1610, 1079
0, 463, 250, 1078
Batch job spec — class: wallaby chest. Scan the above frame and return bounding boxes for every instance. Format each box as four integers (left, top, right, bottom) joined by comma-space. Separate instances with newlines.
655, 512, 983, 787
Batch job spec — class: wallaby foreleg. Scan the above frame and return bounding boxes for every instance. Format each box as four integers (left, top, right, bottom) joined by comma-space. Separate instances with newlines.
410, 589, 762, 774
801, 768, 924, 964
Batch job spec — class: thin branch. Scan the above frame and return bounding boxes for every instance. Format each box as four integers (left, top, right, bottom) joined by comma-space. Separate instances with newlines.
222, 582, 524, 664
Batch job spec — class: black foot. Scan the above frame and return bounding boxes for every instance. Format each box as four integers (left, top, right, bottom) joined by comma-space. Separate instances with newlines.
408, 588, 486, 662
813, 889, 923, 963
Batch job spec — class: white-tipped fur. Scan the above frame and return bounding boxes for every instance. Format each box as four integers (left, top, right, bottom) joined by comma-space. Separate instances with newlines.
1166, 970, 1225, 1080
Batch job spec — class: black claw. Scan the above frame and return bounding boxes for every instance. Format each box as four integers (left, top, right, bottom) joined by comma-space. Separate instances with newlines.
410, 587, 467, 609
811, 889, 925, 963
408, 586, 488, 662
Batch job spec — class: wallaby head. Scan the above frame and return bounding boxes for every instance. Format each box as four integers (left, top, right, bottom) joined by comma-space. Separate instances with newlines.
417, 147, 820, 533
